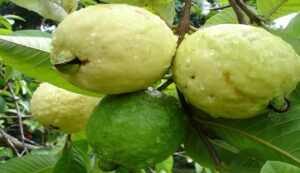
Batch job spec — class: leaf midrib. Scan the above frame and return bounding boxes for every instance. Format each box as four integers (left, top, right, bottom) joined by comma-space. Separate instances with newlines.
197, 119, 300, 165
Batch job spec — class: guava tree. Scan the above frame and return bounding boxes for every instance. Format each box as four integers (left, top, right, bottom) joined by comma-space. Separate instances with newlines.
0, 0, 300, 173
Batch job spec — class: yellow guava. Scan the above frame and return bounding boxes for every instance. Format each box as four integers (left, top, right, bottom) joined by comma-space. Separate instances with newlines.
30, 83, 100, 133
172, 24, 300, 119
86, 90, 187, 170
51, 4, 177, 94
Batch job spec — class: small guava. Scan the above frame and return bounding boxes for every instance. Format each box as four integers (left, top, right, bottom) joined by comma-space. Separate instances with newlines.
51, 4, 177, 94
30, 83, 100, 133
86, 90, 187, 170
172, 24, 300, 119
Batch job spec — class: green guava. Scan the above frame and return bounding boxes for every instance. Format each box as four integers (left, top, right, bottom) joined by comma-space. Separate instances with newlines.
172, 24, 300, 119
30, 83, 100, 133
51, 4, 177, 94
86, 90, 187, 170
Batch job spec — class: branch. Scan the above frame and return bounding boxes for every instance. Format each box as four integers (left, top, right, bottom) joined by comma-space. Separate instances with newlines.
157, 78, 173, 91
0, 129, 39, 152
210, 4, 231, 11
235, 0, 263, 25
7, 82, 29, 155
176, 0, 192, 45
229, 0, 246, 24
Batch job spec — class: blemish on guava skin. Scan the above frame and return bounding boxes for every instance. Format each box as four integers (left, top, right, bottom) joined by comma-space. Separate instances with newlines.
81, 59, 90, 65
222, 71, 231, 85
190, 75, 195, 79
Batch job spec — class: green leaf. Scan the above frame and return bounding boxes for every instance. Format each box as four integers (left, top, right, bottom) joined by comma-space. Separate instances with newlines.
0, 96, 6, 113
12, 30, 52, 38
257, 0, 300, 20
10, 0, 67, 22
152, 1, 175, 25
0, 154, 56, 173
266, 28, 300, 56
3, 14, 26, 22
284, 13, 300, 39
193, 91, 300, 167
0, 16, 12, 30
260, 161, 300, 173
184, 125, 216, 171
0, 34, 100, 96
155, 156, 173, 173
52, 145, 89, 173
205, 8, 249, 26
0, 29, 12, 35
101, 0, 175, 24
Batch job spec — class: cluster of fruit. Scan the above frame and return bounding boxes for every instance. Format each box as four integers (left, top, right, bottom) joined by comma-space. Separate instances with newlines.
30, 3, 300, 171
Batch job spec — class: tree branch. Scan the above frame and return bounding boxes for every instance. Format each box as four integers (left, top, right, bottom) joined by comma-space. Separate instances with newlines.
235, 0, 263, 25
7, 82, 28, 155
210, 4, 231, 11
0, 129, 39, 152
157, 78, 173, 91
229, 0, 246, 24
176, 0, 192, 45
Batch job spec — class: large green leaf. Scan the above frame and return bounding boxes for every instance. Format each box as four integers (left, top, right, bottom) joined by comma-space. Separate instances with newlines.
284, 13, 300, 39
193, 91, 300, 167
257, 0, 300, 20
260, 161, 300, 173
0, 154, 57, 173
10, 0, 67, 22
0, 33, 100, 96
185, 123, 262, 172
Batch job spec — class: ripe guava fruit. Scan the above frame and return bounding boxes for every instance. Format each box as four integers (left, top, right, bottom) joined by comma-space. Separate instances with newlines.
172, 24, 300, 119
51, 4, 177, 94
86, 90, 187, 170
30, 83, 100, 133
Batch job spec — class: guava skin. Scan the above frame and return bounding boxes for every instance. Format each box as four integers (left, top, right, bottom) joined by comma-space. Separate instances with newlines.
86, 90, 187, 170
30, 83, 100, 133
172, 24, 300, 119
51, 4, 177, 94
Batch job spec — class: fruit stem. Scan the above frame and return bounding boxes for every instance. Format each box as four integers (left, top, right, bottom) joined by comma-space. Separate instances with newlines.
269, 97, 290, 113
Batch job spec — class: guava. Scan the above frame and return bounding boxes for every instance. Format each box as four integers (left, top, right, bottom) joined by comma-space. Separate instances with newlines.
86, 90, 187, 170
51, 4, 177, 94
30, 83, 100, 133
172, 24, 300, 119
